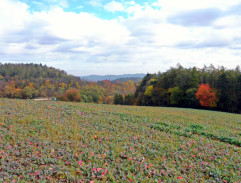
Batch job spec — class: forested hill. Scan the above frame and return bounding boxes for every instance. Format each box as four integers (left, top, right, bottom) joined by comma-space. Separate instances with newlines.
81, 74, 145, 82
131, 65, 241, 113
0, 63, 82, 84
0, 63, 137, 103
0, 63, 86, 99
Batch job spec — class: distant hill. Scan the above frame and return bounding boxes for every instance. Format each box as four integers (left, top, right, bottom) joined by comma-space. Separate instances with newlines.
80, 74, 146, 82
112, 77, 142, 83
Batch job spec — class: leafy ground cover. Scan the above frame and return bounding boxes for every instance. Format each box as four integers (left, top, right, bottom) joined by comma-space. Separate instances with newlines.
0, 98, 241, 182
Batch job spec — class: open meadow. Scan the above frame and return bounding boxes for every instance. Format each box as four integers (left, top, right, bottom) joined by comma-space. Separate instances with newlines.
0, 99, 241, 182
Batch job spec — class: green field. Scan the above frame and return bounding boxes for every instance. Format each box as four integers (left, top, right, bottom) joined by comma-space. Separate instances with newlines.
0, 99, 241, 182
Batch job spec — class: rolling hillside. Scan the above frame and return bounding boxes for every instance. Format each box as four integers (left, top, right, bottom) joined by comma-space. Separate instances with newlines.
1, 98, 240, 182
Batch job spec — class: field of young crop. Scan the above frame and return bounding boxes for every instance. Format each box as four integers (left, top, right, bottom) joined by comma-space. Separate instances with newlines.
0, 98, 241, 182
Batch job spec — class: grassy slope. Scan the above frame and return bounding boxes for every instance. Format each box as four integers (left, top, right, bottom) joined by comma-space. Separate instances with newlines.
0, 99, 241, 182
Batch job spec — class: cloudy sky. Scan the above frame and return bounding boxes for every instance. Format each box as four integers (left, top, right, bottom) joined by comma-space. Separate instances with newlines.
1, 0, 241, 76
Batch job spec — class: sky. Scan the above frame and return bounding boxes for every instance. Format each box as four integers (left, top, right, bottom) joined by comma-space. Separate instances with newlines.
1, 0, 241, 76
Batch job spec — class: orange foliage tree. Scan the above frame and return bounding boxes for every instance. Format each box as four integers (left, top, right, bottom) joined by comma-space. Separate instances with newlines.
195, 84, 217, 108
58, 88, 82, 102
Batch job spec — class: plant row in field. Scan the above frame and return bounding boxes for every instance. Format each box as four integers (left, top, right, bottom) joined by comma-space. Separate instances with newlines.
151, 122, 241, 147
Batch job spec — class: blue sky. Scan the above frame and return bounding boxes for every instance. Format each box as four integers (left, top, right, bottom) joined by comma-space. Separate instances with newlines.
20, 1, 153, 12
1, 0, 241, 76
18, 0, 158, 19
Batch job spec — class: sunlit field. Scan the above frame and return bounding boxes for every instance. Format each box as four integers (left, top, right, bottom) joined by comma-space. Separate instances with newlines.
0, 99, 240, 182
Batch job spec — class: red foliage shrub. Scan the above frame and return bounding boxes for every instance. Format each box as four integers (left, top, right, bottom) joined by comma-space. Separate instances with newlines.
195, 84, 217, 108
58, 88, 82, 102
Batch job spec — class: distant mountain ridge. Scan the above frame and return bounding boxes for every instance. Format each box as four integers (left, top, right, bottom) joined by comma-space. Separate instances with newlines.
112, 77, 142, 83
80, 74, 146, 82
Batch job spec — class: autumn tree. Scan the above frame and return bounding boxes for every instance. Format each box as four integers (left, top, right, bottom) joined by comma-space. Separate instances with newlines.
195, 84, 217, 108
59, 88, 82, 102
144, 85, 153, 97
3, 82, 16, 98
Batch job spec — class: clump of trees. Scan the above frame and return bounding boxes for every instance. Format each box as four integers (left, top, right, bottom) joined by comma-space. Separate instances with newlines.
58, 88, 82, 102
115, 64, 241, 113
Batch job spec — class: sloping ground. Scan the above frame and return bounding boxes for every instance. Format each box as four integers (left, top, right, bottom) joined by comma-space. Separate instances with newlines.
0, 99, 240, 182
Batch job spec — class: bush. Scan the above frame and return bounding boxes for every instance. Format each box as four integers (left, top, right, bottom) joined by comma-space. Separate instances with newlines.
58, 88, 82, 102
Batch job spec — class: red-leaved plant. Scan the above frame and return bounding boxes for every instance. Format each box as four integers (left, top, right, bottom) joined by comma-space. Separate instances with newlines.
195, 84, 217, 108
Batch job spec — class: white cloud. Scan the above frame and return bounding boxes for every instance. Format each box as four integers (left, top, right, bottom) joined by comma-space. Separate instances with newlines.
153, 0, 241, 14
104, 1, 125, 12
214, 15, 241, 28
58, 0, 69, 8
1, 0, 241, 75
38, 8, 130, 42
0, 0, 29, 33
89, 0, 102, 7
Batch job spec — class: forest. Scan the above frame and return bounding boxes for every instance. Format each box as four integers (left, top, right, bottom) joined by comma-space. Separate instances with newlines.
1, 63, 241, 113
117, 64, 241, 113
0, 63, 136, 104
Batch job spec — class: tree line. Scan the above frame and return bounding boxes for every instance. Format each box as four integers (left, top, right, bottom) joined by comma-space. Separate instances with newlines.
0, 63, 137, 104
115, 64, 241, 113
2, 63, 241, 113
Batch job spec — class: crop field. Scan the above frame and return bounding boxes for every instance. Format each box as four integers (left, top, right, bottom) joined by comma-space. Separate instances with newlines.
0, 99, 241, 182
